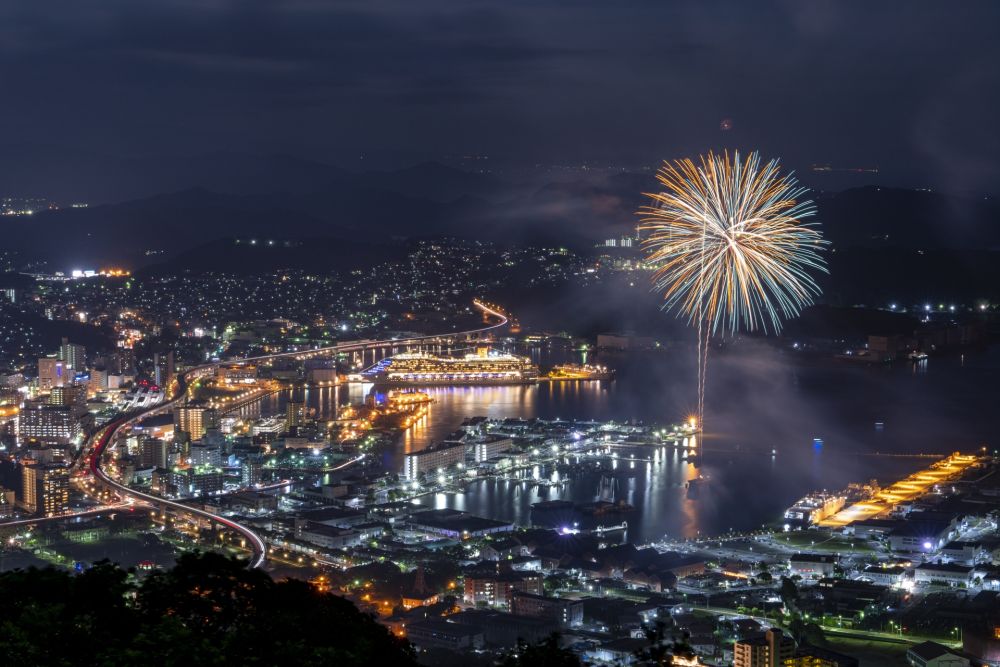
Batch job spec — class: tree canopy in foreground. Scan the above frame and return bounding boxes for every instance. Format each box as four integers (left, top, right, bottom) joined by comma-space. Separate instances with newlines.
0, 551, 416, 667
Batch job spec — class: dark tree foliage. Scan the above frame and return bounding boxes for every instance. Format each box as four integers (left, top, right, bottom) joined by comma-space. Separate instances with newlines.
0, 552, 416, 667
779, 576, 800, 612
500, 633, 580, 667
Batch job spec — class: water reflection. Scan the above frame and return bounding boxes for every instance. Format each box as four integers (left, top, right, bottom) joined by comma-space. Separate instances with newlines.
254, 342, 999, 543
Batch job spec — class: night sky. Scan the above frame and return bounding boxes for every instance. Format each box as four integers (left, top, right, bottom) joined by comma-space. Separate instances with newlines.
2, 1, 999, 190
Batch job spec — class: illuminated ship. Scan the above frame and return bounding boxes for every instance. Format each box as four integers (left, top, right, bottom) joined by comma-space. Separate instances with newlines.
546, 363, 615, 381
363, 348, 539, 386
783, 491, 847, 525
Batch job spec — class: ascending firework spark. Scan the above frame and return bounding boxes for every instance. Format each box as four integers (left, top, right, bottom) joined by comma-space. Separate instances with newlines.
639, 150, 828, 424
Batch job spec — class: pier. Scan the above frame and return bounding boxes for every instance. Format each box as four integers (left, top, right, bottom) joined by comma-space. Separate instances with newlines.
817, 453, 982, 527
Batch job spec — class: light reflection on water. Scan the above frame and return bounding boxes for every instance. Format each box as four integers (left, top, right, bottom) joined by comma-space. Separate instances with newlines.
256, 343, 999, 543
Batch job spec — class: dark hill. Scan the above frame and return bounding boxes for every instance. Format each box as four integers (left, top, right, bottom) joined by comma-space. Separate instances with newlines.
815, 186, 1000, 250
139, 237, 408, 276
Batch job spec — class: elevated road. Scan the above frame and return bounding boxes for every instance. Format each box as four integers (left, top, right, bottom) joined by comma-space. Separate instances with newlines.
81, 300, 508, 569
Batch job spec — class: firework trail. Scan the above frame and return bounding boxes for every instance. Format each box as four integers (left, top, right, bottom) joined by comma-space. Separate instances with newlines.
639, 150, 828, 425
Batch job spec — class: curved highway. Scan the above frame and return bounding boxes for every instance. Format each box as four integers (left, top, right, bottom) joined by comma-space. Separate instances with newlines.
83, 300, 508, 569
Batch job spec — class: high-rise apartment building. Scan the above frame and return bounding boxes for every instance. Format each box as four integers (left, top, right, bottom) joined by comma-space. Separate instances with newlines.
59, 338, 86, 373
734, 629, 796, 667
154, 351, 175, 387
174, 405, 214, 441
20, 461, 70, 516
49, 384, 87, 415
139, 437, 170, 469
286, 399, 306, 431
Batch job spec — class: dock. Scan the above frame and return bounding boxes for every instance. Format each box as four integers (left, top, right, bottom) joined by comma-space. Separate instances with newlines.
817, 453, 981, 527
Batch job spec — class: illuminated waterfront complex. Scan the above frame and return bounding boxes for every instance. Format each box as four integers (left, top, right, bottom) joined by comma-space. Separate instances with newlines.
364, 348, 539, 386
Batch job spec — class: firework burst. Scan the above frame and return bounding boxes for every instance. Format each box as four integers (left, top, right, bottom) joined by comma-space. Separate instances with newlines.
639, 150, 828, 422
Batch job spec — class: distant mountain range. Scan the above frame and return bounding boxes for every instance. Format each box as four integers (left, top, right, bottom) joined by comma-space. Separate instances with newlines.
2, 147, 998, 307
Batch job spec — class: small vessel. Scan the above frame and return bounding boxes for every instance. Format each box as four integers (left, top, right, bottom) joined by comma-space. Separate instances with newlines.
686, 474, 710, 497
546, 363, 615, 381
909, 351, 929, 361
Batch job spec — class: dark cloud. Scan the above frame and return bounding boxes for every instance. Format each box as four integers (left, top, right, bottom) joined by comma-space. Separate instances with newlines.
0, 0, 998, 190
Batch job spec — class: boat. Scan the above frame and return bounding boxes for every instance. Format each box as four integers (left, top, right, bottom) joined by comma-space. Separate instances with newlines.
686, 474, 710, 497
783, 491, 847, 524
362, 348, 539, 386
545, 363, 615, 381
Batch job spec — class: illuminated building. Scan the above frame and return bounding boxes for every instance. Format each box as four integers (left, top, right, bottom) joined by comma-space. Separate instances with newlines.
402, 442, 465, 480
190, 442, 222, 467
38, 356, 67, 390
217, 363, 257, 384
169, 464, 224, 497
887, 520, 954, 554
463, 571, 543, 608
913, 563, 974, 587
510, 591, 583, 627
286, 399, 306, 431
0, 487, 15, 518
89, 368, 108, 391
174, 405, 214, 440
788, 554, 838, 578
241, 455, 263, 486
407, 508, 514, 539
59, 338, 85, 373
20, 461, 70, 516
734, 629, 795, 667
139, 437, 169, 469
153, 351, 175, 387
365, 349, 538, 386
599, 235, 635, 248
18, 399, 82, 446
250, 417, 283, 442
295, 522, 361, 549
49, 384, 87, 415
471, 435, 514, 463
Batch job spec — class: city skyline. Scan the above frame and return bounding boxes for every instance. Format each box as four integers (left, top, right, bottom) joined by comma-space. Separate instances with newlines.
2, 2, 1000, 666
